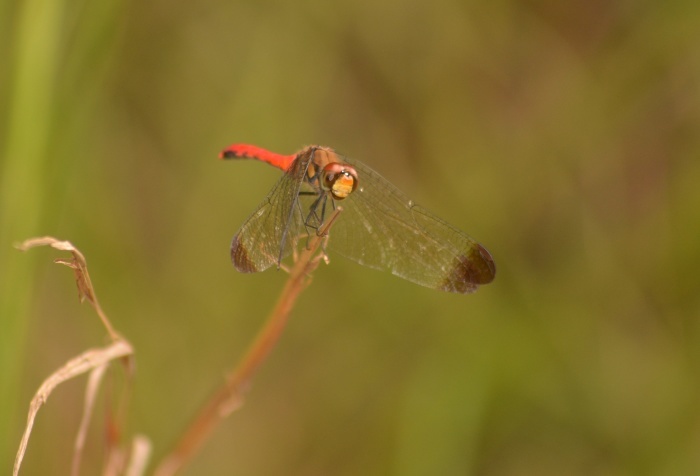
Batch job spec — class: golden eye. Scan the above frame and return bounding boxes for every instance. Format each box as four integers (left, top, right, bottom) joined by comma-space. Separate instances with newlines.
322, 163, 358, 200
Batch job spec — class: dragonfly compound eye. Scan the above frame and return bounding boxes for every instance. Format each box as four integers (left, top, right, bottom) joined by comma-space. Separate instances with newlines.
322, 163, 358, 200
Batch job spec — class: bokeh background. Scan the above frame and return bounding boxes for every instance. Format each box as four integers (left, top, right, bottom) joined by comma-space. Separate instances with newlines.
2, 0, 700, 474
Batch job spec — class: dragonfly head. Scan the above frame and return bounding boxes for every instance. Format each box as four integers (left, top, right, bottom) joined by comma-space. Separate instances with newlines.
321, 163, 358, 200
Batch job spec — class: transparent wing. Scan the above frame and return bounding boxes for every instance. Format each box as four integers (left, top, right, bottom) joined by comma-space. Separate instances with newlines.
325, 156, 496, 293
230, 154, 312, 273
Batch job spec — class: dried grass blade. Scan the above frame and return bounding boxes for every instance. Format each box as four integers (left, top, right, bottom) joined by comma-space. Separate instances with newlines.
124, 436, 152, 476
71, 362, 109, 476
13, 340, 133, 476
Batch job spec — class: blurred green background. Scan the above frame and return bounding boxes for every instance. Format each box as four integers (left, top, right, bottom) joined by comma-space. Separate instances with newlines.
2, 0, 700, 474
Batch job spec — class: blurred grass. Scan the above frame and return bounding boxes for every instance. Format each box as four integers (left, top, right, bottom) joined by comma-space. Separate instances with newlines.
0, 0, 65, 467
3, 0, 700, 474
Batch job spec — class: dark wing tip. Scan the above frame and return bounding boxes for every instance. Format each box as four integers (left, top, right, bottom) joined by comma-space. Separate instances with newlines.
440, 243, 496, 294
231, 235, 258, 273
475, 243, 496, 283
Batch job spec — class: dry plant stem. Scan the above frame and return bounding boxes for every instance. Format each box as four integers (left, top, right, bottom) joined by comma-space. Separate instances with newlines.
154, 208, 343, 476
14, 237, 136, 476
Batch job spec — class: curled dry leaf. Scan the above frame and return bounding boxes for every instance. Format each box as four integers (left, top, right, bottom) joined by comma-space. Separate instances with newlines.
16, 236, 94, 303
15, 236, 119, 340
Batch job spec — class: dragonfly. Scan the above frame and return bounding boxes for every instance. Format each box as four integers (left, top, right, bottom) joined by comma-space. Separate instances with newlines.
220, 144, 496, 294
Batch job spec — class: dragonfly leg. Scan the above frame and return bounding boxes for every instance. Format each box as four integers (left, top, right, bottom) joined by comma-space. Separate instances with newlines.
300, 193, 330, 249
315, 200, 334, 265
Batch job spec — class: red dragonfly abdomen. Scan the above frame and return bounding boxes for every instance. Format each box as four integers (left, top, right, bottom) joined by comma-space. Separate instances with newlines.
220, 144, 296, 171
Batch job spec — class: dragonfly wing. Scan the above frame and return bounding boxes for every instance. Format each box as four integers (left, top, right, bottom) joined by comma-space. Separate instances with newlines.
231, 154, 312, 273
326, 158, 495, 293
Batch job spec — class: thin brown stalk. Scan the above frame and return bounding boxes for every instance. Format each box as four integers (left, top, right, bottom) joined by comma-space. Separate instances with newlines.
154, 208, 343, 476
